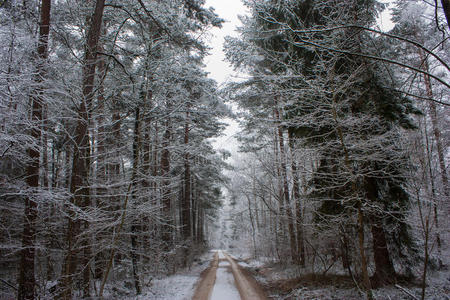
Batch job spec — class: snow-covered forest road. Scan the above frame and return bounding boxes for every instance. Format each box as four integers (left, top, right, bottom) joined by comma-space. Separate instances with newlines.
193, 250, 268, 300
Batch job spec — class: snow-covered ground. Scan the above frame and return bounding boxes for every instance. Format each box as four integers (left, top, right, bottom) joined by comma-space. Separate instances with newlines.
142, 273, 199, 300
239, 255, 450, 300
106, 251, 214, 300
142, 249, 242, 300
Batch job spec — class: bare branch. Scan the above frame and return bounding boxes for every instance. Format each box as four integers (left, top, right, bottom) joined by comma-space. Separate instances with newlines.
277, 22, 450, 72
286, 39, 450, 90
96, 51, 135, 84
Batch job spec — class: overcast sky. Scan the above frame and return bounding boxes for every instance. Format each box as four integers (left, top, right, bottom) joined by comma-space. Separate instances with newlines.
204, 0, 248, 85
204, 0, 247, 162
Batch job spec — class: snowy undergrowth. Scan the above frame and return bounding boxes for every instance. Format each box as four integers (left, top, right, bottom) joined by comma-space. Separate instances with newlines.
99, 251, 214, 300
236, 255, 450, 300
146, 251, 213, 300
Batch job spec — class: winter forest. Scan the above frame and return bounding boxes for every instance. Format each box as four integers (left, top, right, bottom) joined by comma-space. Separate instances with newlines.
0, 0, 448, 299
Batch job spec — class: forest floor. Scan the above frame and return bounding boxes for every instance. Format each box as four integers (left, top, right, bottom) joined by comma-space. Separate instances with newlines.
134, 249, 268, 300
230, 254, 450, 300
113, 248, 449, 299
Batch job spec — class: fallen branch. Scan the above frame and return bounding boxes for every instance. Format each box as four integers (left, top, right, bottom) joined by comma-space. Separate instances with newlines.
0, 278, 17, 291
395, 284, 419, 300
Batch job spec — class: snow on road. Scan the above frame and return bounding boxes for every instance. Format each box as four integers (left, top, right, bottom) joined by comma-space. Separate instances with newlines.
217, 250, 226, 260
193, 249, 267, 300
210, 251, 240, 300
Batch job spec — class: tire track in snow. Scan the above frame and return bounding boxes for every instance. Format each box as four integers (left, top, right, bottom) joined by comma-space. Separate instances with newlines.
223, 252, 268, 300
210, 255, 240, 300
192, 250, 268, 300
192, 251, 219, 300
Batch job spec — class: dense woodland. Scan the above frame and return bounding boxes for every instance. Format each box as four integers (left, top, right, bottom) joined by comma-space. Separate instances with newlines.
0, 0, 448, 299
1, 0, 227, 299
224, 0, 449, 299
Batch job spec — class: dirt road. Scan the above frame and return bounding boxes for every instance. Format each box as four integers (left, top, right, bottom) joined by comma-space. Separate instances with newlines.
192, 250, 268, 300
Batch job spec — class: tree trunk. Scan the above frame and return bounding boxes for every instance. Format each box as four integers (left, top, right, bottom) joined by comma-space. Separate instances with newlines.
246, 193, 257, 258
94, 29, 107, 280
192, 180, 197, 242
160, 116, 172, 250
339, 226, 353, 278
42, 103, 49, 188
274, 105, 297, 263
198, 208, 204, 243
371, 223, 396, 286
272, 127, 283, 260
181, 104, 192, 266
288, 131, 305, 266
418, 49, 449, 208
415, 49, 446, 270
182, 105, 192, 241
59, 1, 105, 298
357, 205, 373, 298
18, 1, 50, 298
365, 176, 396, 286
130, 108, 142, 295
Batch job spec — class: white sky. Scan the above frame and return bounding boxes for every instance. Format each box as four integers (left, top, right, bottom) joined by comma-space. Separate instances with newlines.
204, 0, 248, 84
204, 0, 247, 163
378, 0, 395, 31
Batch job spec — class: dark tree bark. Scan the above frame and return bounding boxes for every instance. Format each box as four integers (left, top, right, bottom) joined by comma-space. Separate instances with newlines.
191, 179, 197, 242
441, 0, 450, 29
59, 0, 105, 298
365, 176, 396, 286
140, 75, 154, 260
94, 28, 107, 280
182, 104, 192, 241
130, 108, 142, 295
198, 208, 204, 243
18, 1, 50, 299
160, 115, 172, 249
108, 107, 122, 193
371, 223, 396, 286
42, 104, 49, 188
196, 183, 204, 243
